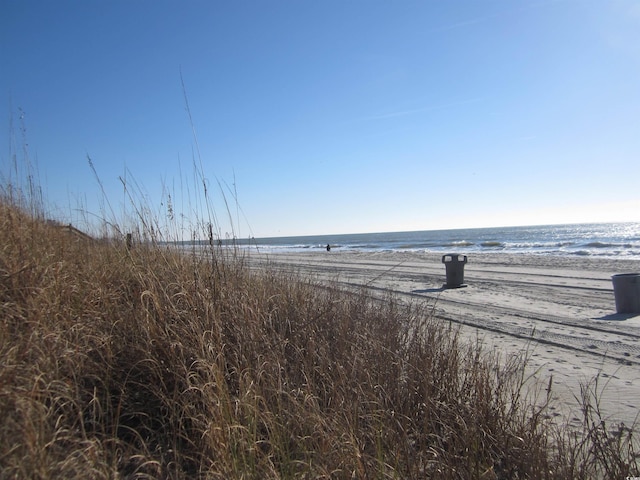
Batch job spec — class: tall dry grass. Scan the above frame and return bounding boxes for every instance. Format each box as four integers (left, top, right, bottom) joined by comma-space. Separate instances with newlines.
1, 199, 639, 478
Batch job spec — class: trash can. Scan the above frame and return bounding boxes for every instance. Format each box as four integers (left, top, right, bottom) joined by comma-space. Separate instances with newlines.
442, 253, 468, 288
612, 273, 640, 314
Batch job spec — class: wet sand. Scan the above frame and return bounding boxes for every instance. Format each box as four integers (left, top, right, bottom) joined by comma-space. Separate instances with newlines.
245, 249, 640, 429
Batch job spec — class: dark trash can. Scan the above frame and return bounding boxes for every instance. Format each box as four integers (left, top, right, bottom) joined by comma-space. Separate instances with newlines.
442, 253, 468, 288
612, 273, 640, 314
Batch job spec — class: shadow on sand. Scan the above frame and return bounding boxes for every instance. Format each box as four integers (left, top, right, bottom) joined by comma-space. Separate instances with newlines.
412, 285, 468, 294
594, 312, 640, 322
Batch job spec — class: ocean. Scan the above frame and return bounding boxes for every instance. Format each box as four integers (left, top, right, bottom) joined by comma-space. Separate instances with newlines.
238, 223, 640, 258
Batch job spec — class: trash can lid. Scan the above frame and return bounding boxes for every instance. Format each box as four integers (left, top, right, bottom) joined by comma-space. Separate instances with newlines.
442, 253, 468, 262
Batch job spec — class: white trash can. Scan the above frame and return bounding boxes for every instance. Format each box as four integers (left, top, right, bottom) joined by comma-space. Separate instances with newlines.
612, 273, 640, 314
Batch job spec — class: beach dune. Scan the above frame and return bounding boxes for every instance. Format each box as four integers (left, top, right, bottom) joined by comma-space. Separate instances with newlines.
247, 250, 640, 428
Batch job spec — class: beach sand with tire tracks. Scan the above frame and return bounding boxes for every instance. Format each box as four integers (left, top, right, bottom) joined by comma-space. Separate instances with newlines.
245, 249, 640, 429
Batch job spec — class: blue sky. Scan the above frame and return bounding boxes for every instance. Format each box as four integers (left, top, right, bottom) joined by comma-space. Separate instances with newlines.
2, 0, 639, 238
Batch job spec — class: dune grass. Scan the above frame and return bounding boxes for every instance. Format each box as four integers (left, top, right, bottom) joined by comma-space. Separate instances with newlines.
1, 200, 639, 479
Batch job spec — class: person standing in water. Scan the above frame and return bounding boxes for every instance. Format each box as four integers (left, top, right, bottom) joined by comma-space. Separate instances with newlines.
326, 243, 331, 252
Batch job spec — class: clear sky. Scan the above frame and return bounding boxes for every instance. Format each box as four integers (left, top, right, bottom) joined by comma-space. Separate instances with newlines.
2, 0, 639, 238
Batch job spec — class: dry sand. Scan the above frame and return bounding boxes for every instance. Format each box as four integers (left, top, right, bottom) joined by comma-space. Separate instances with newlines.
245, 249, 640, 429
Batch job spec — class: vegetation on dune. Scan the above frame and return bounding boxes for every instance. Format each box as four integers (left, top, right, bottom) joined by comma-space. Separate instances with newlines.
1, 200, 639, 479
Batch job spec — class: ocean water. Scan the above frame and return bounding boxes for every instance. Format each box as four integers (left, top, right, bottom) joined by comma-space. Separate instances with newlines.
241, 223, 640, 258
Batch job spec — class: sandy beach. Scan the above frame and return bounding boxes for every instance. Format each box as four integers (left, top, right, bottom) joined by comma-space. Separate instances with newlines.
246, 249, 640, 429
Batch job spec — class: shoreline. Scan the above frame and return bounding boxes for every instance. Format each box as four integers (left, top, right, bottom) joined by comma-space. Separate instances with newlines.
246, 249, 640, 428
245, 247, 640, 269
